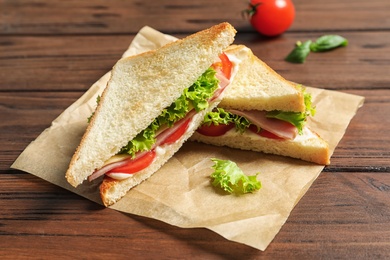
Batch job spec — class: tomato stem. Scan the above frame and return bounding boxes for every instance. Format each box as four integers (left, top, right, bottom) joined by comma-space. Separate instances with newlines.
242, 1, 261, 19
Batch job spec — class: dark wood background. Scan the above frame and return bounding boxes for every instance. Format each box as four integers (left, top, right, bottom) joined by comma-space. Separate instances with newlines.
1, 0, 390, 258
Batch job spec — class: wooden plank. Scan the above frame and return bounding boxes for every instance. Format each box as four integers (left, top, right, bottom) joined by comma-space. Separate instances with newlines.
265, 171, 390, 258
325, 89, 390, 170
1, 89, 389, 171
1, 31, 390, 91
1, 0, 389, 35
0, 35, 132, 91
0, 91, 80, 170
239, 31, 390, 90
0, 171, 389, 258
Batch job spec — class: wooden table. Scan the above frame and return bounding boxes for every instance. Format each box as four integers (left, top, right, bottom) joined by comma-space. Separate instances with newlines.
1, 0, 390, 258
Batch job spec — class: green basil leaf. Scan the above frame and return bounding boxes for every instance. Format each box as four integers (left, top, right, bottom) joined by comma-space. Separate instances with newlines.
285, 40, 312, 64
310, 35, 348, 52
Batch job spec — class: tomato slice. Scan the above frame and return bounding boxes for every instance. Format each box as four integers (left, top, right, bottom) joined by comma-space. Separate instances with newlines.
258, 129, 284, 139
249, 125, 284, 140
161, 118, 191, 145
212, 52, 232, 79
107, 150, 156, 175
219, 52, 232, 79
106, 118, 191, 176
197, 123, 235, 137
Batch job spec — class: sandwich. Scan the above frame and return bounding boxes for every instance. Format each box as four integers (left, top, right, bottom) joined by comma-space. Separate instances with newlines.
66, 22, 237, 206
191, 45, 330, 165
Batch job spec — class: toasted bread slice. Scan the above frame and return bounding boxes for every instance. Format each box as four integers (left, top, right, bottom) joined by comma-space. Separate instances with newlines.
191, 44, 330, 165
66, 22, 236, 187
222, 45, 305, 112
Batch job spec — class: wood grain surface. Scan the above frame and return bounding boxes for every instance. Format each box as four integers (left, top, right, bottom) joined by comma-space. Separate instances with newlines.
1, 0, 389, 258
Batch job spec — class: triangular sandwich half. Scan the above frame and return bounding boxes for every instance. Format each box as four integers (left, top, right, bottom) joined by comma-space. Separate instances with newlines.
66, 23, 237, 206
191, 45, 330, 165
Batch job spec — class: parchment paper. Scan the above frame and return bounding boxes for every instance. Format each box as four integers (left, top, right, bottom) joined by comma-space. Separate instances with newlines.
11, 26, 365, 251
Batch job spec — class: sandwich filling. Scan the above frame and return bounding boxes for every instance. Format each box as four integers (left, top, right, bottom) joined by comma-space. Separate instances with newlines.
196, 87, 316, 140
88, 53, 235, 181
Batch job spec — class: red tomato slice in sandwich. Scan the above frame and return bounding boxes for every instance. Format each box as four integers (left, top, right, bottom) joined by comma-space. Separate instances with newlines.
212, 53, 232, 80
161, 118, 191, 145
107, 150, 156, 175
249, 125, 284, 139
107, 118, 191, 175
197, 123, 235, 137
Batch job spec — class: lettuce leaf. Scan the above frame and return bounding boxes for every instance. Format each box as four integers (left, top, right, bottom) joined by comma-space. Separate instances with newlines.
120, 68, 219, 157
202, 107, 233, 126
210, 158, 261, 194
119, 120, 159, 155
266, 87, 315, 134
184, 68, 219, 112
157, 68, 219, 127
232, 114, 252, 133
202, 107, 251, 133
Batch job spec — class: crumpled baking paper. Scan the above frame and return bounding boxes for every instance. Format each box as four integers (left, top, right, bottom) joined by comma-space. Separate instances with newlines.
11, 26, 365, 250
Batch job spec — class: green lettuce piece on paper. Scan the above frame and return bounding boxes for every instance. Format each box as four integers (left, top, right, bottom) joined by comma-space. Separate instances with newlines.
210, 158, 261, 194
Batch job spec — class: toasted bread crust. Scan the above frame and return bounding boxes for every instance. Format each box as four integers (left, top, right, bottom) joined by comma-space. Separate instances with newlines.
191, 127, 330, 165
221, 45, 305, 112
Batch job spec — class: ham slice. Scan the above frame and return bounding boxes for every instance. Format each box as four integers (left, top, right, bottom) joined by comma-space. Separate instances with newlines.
89, 160, 126, 181
211, 70, 230, 101
88, 151, 147, 181
154, 110, 195, 147
226, 109, 298, 140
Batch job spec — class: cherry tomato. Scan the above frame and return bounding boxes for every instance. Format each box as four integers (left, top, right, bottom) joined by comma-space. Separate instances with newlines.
161, 118, 191, 145
212, 52, 233, 79
244, 0, 295, 37
249, 125, 283, 139
197, 123, 235, 137
107, 150, 156, 174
